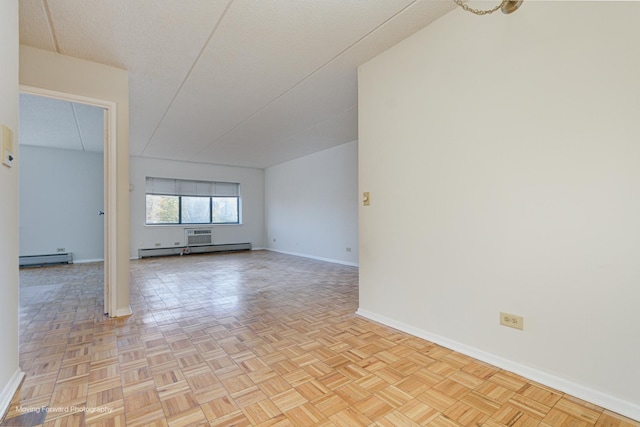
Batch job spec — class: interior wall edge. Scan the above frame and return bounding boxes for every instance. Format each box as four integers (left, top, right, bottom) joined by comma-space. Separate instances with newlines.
266, 248, 359, 267
114, 305, 132, 317
356, 308, 640, 422
0, 369, 24, 420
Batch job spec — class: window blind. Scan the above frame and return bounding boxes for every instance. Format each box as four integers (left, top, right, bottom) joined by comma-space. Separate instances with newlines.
146, 177, 239, 197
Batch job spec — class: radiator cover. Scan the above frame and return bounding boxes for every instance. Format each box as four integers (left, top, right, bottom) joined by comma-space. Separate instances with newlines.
138, 243, 251, 259
19, 252, 73, 267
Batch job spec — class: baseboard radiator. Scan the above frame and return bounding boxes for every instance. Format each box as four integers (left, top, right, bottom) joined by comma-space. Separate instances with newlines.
19, 252, 73, 268
138, 243, 251, 259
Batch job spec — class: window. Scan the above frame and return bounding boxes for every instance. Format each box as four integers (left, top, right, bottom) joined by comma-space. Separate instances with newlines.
146, 195, 179, 224
182, 196, 210, 224
145, 177, 240, 225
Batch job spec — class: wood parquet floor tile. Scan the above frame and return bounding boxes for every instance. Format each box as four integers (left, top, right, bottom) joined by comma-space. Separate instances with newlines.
2, 251, 638, 426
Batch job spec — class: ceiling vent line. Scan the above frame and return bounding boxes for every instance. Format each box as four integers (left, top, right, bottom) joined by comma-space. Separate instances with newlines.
42, 0, 61, 53
188, 0, 425, 163
139, 0, 235, 158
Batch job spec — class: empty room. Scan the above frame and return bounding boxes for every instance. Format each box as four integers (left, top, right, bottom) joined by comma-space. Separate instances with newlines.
0, 1, 639, 426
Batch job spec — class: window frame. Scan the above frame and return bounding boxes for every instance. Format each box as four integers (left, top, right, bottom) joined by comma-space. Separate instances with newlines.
145, 177, 240, 226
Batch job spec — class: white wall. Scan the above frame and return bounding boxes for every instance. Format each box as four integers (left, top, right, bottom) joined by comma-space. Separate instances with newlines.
20, 146, 103, 262
130, 157, 265, 257
358, 2, 640, 420
0, 0, 23, 415
20, 46, 130, 314
265, 141, 358, 266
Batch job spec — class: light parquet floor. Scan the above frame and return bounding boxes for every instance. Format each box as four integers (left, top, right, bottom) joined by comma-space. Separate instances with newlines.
5, 251, 638, 426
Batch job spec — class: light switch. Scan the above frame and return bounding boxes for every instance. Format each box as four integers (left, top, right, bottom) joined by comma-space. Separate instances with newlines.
363, 192, 370, 206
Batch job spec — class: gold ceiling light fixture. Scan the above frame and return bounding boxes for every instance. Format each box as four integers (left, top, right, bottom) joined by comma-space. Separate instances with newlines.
453, 0, 524, 15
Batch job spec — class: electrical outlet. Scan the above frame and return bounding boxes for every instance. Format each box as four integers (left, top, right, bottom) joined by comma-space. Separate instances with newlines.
346, 247, 352, 252
155, 243, 161, 247
174, 242, 180, 246
56, 248, 65, 253
500, 312, 524, 330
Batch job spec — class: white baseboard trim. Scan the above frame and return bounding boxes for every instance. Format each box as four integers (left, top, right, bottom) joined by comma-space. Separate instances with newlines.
266, 248, 358, 267
115, 305, 132, 317
73, 258, 104, 264
0, 368, 24, 421
356, 308, 640, 422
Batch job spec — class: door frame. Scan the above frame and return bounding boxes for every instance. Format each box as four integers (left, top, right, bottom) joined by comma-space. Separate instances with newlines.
19, 85, 118, 316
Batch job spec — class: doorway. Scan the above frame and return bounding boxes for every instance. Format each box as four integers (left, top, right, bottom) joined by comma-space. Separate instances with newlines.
19, 86, 117, 316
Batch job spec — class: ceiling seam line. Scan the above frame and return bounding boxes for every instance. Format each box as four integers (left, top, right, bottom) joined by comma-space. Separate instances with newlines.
42, 0, 61, 53
133, 154, 262, 170
139, 0, 235, 157
70, 103, 86, 152
187, 0, 420, 162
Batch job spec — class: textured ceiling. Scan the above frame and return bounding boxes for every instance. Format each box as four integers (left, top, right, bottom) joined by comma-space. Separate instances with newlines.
19, 93, 104, 153
19, 0, 456, 168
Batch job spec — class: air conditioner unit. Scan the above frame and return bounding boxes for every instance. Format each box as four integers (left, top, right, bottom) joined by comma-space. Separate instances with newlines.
185, 228, 213, 246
